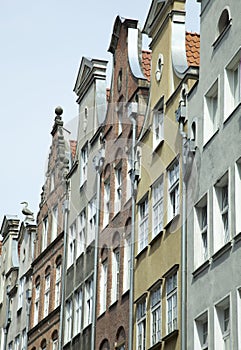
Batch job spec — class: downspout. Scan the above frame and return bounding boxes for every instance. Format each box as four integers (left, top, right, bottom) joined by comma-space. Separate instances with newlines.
3, 285, 11, 350
179, 120, 187, 350
26, 295, 31, 350
91, 153, 102, 350
128, 113, 137, 350
59, 179, 70, 350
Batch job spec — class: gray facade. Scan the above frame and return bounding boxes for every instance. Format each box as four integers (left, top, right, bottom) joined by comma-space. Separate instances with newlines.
62, 58, 107, 350
186, 0, 241, 348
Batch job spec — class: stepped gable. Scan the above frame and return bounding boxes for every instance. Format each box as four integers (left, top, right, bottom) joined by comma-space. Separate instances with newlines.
186, 32, 200, 67
142, 50, 151, 82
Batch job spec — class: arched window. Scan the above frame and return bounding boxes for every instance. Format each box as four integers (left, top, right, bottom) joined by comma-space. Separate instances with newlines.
34, 276, 40, 326
55, 256, 62, 308
99, 245, 108, 314
40, 339, 47, 350
218, 8, 230, 35
99, 339, 110, 350
52, 330, 58, 350
115, 326, 126, 349
44, 267, 51, 317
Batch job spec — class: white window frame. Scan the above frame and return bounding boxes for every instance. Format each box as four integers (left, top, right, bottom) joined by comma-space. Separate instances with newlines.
235, 160, 241, 235
152, 177, 163, 239
204, 80, 219, 144
42, 217, 48, 252
150, 285, 161, 346
51, 205, 58, 241
103, 178, 110, 228
34, 282, 40, 326
14, 335, 20, 350
44, 274, 50, 317
111, 249, 120, 304
80, 143, 88, 186
166, 271, 178, 335
55, 263, 61, 308
168, 161, 179, 221
214, 296, 231, 350
65, 299, 72, 343
213, 173, 229, 252
84, 278, 93, 327
194, 311, 208, 350
115, 165, 122, 214
136, 298, 146, 350
153, 106, 164, 149
68, 222, 76, 268
88, 197, 96, 246
18, 276, 25, 310
138, 196, 149, 252
194, 194, 209, 268
76, 210, 86, 257
224, 49, 241, 120
117, 105, 123, 136
74, 289, 82, 335
123, 235, 131, 293
100, 260, 108, 314
21, 329, 26, 350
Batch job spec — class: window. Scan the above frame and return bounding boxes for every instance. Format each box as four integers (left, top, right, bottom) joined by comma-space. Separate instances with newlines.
84, 278, 93, 327
138, 197, 149, 252
152, 177, 163, 239
80, 143, 88, 186
111, 249, 120, 303
88, 197, 96, 245
168, 161, 179, 221
126, 155, 132, 201
235, 160, 241, 235
44, 273, 50, 317
14, 335, 20, 350
34, 281, 40, 326
74, 289, 82, 335
218, 8, 231, 36
8, 342, 13, 350
103, 179, 110, 228
55, 262, 61, 307
151, 285, 161, 346
153, 106, 164, 149
21, 329, 26, 350
123, 235, 131, 293
117, 105, 123, 136
136, 299, 146, 350
100, 260, 108, 314
204, 81, 219, 144
18, 277, 25, 310
166, 272, 177, 334
194, 195, 208, 268
77, 210, 86, 257
214, 297, 230, 350
42, 217, 48, 252
65, 299, 72, 343
213, 173, 229, 252
194, 311, 208, 350
51, 206, 58, 241
52, 339, 58, 350
50, 172, 55, 192
68, 222, 76, 267
224, 50, 241, 119
115, 166, 122, 214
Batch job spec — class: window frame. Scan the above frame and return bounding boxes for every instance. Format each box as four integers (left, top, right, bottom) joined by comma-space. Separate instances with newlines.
136, 298, 146, 350
166, 271, 178, 335
152, 176, 164, 239
80, 143, 88, 186
167, 160, 180, 222
138, 196, 149, 253
111, 248, 120, 304
77, 209, 86, 257
150, 284, 162, 346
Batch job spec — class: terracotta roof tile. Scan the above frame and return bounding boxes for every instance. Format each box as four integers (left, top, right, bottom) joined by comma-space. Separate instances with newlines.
142, 50, 152, 82
186, 32, 200, 67
69, 140, 77, 160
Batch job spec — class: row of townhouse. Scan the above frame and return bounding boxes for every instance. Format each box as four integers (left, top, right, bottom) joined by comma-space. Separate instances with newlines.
1, 0, 241, 349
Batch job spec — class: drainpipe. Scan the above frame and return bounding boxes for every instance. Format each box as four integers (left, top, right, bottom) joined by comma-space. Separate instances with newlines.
128, 112, 137, 350
25, 291, 31, 350
179, 120, 187, 350
3, 285, 11, 350
59, 179, 70, 350
91, 151, 102, 350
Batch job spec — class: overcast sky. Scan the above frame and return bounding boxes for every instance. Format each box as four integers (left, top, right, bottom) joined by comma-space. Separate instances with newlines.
0, 0, 200, 225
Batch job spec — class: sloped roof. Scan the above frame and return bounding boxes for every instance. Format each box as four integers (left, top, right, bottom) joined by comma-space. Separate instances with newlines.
142, 50, 152, 82
186, 32, 200, 67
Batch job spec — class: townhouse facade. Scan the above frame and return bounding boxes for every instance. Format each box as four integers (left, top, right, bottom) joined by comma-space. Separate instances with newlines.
28, 107, 71, 350
186, 0, 241, 349
62, 57, 107, 350
0, 216, 36, 350
95, 16, 150, 350
133, 1, 199, 350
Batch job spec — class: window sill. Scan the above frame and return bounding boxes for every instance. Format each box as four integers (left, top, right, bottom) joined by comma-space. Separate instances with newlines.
192, 260, 210, 278
203, 128, 219, 149
109, 300, 118, 310
122, 289, 130, 299
162, 329, 178, 342
212, 22, 231, 50
17, 306, 22, 315
82, 323, 92, 333
149, 231, 163, 246
164, 214, 180, 230
212, 241, 232, 262
234, 231, 241, 244
112, 210, 121, 221
135, 245, 148, 259
97, 311, 106, 320
152, 139, 164, 154
148, 341, 162, 350
79, 180, 87, 190
223, 102, 241, 125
